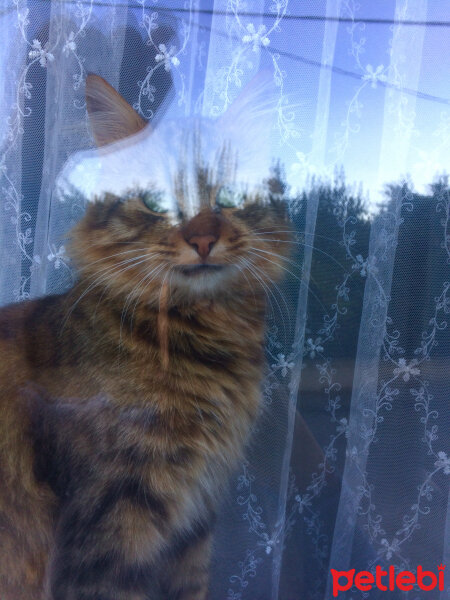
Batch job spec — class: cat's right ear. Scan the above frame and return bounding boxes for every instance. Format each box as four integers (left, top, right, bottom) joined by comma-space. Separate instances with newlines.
85, 74, 148, 147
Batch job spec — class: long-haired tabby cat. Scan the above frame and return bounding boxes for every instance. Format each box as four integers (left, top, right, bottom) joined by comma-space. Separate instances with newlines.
0, 74, 291, 600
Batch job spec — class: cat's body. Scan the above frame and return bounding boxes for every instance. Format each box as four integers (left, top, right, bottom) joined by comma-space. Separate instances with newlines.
0, 280, 265, 599
0, 75, 290, 599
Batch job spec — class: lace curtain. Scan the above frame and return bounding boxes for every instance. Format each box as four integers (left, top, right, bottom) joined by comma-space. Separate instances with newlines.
0, 1, 449, 598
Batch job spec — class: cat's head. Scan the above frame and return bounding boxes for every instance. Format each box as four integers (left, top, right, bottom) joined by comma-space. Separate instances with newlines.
69, 74, 292, 306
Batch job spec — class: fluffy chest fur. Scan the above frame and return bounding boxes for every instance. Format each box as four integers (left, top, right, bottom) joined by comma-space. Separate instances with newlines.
20, 286, 265, 483
0, 284, 269, 599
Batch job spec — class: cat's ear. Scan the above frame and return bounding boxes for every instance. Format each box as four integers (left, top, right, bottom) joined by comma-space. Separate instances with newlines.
216, 72, 277, 186
219, 72, 274, 121
85, 74, 148, 147
217, 71, 276, 135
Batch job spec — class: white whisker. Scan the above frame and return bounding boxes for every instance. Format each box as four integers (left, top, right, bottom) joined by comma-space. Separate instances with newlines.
249, 237, 348, 271
82, 247, 147, 268
247, 246, 304, 273
238, 256, 289, 340
248, 247, 330, 315
247, 249, 301, 284
62, 253, 161, 330
119, 263, 168, 346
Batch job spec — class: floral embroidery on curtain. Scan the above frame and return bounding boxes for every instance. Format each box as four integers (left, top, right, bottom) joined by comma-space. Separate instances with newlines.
0, 1, 448, 598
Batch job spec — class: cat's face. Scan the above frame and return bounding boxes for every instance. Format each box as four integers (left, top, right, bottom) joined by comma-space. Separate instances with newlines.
69, 75, 291, 306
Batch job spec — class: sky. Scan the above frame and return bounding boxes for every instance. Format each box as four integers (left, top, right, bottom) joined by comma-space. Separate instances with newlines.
2, 0, 448, 215
125, 0, 450, 212
191, 0, 450, 212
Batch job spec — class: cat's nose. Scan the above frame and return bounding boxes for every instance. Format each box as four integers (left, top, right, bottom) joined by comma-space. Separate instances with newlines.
187, 234, 217, 259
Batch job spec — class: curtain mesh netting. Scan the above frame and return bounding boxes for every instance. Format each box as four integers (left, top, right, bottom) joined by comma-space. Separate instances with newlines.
0, 1, 448, 598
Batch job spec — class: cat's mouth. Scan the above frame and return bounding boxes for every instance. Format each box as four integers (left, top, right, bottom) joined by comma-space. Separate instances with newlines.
178, 264, 226, 276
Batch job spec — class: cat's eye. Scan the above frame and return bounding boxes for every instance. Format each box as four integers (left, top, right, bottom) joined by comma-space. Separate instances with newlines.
141, 191, 168, 215
215, 186, 241, 208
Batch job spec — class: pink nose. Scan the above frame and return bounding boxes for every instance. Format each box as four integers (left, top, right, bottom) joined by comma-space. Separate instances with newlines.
187, 234, 217, 259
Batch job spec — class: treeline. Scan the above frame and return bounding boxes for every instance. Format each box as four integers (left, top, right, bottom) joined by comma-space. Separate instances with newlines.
265, 164, 449, 360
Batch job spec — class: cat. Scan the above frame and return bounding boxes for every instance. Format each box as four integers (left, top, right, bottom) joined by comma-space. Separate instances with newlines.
0, 74, 292, 600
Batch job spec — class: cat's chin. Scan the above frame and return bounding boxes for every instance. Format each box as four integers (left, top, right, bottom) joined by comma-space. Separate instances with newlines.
178, 264, 226, 276
168, 263, 238, 298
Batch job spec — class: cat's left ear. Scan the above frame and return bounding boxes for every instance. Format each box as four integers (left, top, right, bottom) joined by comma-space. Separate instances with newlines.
85, 74, 148, 147
217, 71, 277, 137
216, 71, 278, 187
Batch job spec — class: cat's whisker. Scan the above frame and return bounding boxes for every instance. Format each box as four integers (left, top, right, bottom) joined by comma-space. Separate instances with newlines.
248, 249, 306, 320
125, 263, 167, 320
248, 227, 293, 233
241, 256, 291, 338
82, 250, 161, 275
224, 257, 257, 306
87, 240, 147, 246
250, 227, 331, 243
244, 261, 289, 344
247, 247, 340, 316
69, 255, 153, 310
238, 256, 289, 341
248, 237, 348, 271
246, 227, 345, 247
157, 268, 173, 370
90, 257, 161, 322
79, 254, 159, 293
100, 257, 163, 305
248, 245, 334, 299
120, 263, 168, 345
236, 257, 269, 310
63, 254, 161, 330
87, 253, 162, 317
247, 246, 305, 273
248, 247, 331, 316
82, 247, 148, 268
245, 229, 349, 269
246, 249, 302, 284
92, 282, 113, 322
247, 246, 328, 307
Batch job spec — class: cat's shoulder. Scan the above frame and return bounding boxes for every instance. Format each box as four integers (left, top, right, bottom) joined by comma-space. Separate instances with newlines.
0, 294, 68, 365
0, 294, 64, 330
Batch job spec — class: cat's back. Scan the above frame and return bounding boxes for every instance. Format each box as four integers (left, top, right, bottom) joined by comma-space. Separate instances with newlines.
0, 297, 61, 600
0, 294, 66, 388
0, 298, 41, 393
0, 295, 68, 471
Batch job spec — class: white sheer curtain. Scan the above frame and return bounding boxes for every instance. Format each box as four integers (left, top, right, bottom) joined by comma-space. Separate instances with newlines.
0, 1, 448, 598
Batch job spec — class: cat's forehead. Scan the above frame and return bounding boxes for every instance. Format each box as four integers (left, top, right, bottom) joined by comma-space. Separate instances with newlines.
57, 117, 271, 222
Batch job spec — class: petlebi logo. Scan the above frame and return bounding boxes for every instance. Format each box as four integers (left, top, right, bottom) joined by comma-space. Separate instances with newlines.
330, 564, 446, 597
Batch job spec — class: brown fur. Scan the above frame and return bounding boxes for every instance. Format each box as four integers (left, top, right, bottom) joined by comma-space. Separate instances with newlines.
0, 76, 291, 600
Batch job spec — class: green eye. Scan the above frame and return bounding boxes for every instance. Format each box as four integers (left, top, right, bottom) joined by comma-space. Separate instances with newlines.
141, 191, 167, 214
215, 185, 241, 208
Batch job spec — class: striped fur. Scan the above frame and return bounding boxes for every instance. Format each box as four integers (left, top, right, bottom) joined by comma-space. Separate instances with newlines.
0, 76, 291, 599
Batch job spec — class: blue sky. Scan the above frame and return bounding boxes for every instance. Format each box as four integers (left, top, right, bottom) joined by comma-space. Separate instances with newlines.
256, 0, 450, 210
3, 0, 447, 214
189, 0, 449, 211
82, 0, 450, 212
